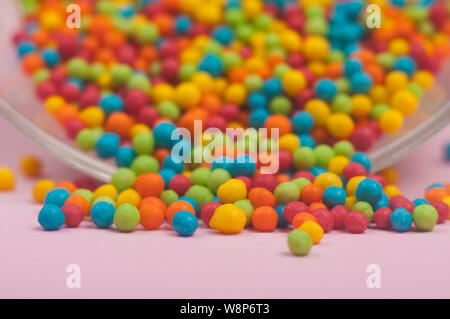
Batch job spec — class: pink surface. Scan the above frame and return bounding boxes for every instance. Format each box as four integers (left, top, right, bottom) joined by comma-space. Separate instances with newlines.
0, 116, 449, 299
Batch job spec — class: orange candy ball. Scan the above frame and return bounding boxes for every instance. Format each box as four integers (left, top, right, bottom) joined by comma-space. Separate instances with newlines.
248, 187, 276, 207
292, 212, 318, 229
65, 195, 90, 216
166, 201, 196, 224
139, 204, 165, 230
133, 173, 165, 198
251, 206, 278, 232
425, 188, 448, 202
300, 184, 323, 204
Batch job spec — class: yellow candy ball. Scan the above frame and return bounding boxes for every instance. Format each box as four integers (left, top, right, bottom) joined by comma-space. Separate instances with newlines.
280, 30, 302, 52
93, 184, 118, 200
441, 196, 450, 209
303, 35, 329, 61
326, 113, 355, 139
79, 107, 105, 128
224, 83, 247, 106
327, 156, 350, 175
384, 184, 402, 198
209, 204, 247, 234
151, 83, 175, 104
0, 167, 15, 191
175, 82, 201, 109
279, 134, 301, 153
191, 72, 214, 93
379, 167, 399, 184
346, 176, 365, 196
314, 172, 343, 190
351, 94, 372, 119
282, 70, 306, 96
385, 71, 408, 93
390, 89, 418, 116
389, 38, 409, 56
20, 155, 42, 177
45, 95, 65, 114
299, 221, 324, 244
304, 99, 330, 127
116, 189, 141, 207
370, 85, 388, 104
217, 179, 248, 203
379, 109, 403, 133
413, 71, 434, 89
345, 196, 358, 211
129, 123, 151, 139
33, 179, 55, 203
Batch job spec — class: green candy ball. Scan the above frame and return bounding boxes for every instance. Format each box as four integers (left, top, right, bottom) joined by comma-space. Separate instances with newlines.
132, 133, 155, 155
333, 141, 354, 158
413, 205, 438, 232
114, 203, 140, 232
314, 144, 335, 168
292, 178, 311, 193
353, 201, 374, 223
160, 190, 179, 206
207, 169, 232, 193
274, 182, 300, 205
111, 168, 136, 192
76, 129, 97, 151
130, 155, 159, 175
190, 167, 211, 186
184, 185, 214, 210
73, 189, 94, 204
293, 147, 316, 170
234, 199, 255, 226
288, 230, 313, 256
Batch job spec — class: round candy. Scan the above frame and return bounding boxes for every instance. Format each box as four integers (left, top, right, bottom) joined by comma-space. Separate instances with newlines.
299, 221, 324, 244
166, 200, 196, 224
283, 201, 310, 223
431, 201, 450, 224
201, 201, 221, 226
390, 208, 412, 232
288, 229, 313, 256
44, 188, 70, 207
33, 179, 56, 203
412, 205, 438, 232
330, 205, 348, 229
274, 182, 300, 205
355, 178, 382, 205
209, 204, 246, 234
172, 210, 198, 236
248, 187, 276, 207
251, 206, 278, 232
344, 211, 369, 234
62, 204, 84, 227
113, 203, 140, 232
217, 178, 247, 203
311, 208, 335, 233
38, 204, 65, 230
322, 186, 346, 208
352, 201, 374, 223
373, 207, 392, 230
91, 201, 116, 228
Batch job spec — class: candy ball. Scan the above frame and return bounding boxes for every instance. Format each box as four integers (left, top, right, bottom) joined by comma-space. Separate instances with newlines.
20, 155, 42, 177
251, 206, 278, 232
201, 201, 221, 226
0, 167, 15, 190
373, 207, 392, 230
330, 205, 348, 229
44, 188, 70, 207
431, 201, 449, 224
323, 186, 346, 208
299, 221, 324, 244
91, 201, 116, 229
113, 203, 140, 232
311, 208, 335, 233
355, 178, 383, 205
217, 178, 247, 203
38, 204, 65, 230
172, 210, 198, 236
33, 179, 56, 203
390, 208, 412, 232
61, 203, 84, 228
209, 204, 247, 234
352, 201, 374, 223
274, 182, 300, 205
412, 205, 438, 232
344, 211, 369, 234
288, 229, 313, 256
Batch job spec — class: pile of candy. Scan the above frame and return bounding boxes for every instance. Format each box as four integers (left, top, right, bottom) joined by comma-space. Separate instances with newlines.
10, 0, 450, 255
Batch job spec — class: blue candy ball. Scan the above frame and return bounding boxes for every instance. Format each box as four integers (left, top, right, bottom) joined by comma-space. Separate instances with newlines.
249, 109, 270, 128
96, 133, 120, 159
116, 146, 136, 167
38, 204, 65, 230
355, 178, 383, 205
315, 78, 337, 101
153, 122, 177, 148
198, 54, 223, 77
100, 94, 123, 115
350, 72, 372, 94
393, 56, 416, 75
44, 188, 70, 207
275, 204, 289, 228
172, 211, 198, 236
248, 92, 268, 110
299, 134, 316, 148
163, 155, 185, 173
211, 157, 233, 171
175, 15, 191, 34
413, 198, 430, 207
351, 152, 371, 172
42, 49, 60, 67
344, 59, 362, 77
323, 186, 347, 208
310, 167, 327, 177
390, 208, 412, 232
292, 111, 314, 134
90, 201, 116, 228
17, 41, 35, 57
159, 169, 177, 188
232, 155, 256, 177
177, 196, 198, 212
262, 78, 282, 97
213, 26, 234, 45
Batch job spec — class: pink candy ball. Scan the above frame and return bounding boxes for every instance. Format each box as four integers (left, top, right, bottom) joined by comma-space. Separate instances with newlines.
235, 176, 252, 191
251, 174, 280, 192
292, 170, 314, 182
343, 162, 367, 180
431, 201, 450, 224
389, 195, 414, 213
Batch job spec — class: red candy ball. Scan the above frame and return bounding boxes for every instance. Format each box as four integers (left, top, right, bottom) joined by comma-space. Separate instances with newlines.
36, 81, 57, 100
251, 174, 280, 192
344, 211, 369, 233
62, 204, 84, 228
235, 176, 252, 191
389, 195, 414, 213
125, 89, 149, 115
431, 201, 449, 224
138, 107, 159, 126
65, 118, 86, 139
278, 150, 293, 172
283, 201, 309, 223
292, 170, 314, 182
169, 174, 191, 196
343, 162, 367, 180
373, 207, 392, 229
330, 205, 348, 230
311, 208, 335, 233
350, 127, 376, 152
201, 201, 221, 226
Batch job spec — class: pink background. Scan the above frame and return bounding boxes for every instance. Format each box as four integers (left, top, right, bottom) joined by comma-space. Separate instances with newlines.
0, 115, 449, 299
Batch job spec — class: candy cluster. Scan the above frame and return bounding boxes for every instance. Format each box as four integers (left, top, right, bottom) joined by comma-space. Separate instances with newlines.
11, 0, 450, 255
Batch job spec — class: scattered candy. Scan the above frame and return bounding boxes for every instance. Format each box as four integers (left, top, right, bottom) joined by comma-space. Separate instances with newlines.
0, 167, 15, 190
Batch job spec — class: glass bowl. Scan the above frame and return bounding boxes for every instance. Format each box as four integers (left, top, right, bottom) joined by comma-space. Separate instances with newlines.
0, 0, 449, 183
